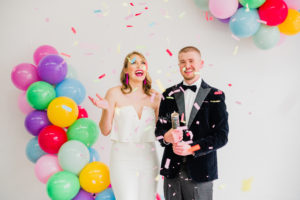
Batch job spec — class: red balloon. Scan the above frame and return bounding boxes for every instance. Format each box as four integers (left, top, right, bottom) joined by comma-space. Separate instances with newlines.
38, 125, 68, 154
78, 106, 88, 119
259, 0, 288, 26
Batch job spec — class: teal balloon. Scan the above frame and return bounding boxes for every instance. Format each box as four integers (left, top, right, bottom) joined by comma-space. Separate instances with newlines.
58, 140, 90, 175
67, 118, 99, 147
193, 0, 209, 11
47, 171, 80, 200
66, 64, 78, 79
253, 25, 280, 50
95, 188, 116, 200
88, 147, 101, 162
229, 7, 261, 38
26, 137, 47, 163
55, 78, 86, 105
26, 81, 56, 110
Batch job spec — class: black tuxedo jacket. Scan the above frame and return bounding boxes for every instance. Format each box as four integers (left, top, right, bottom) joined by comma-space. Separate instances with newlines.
155, 80, 229, 182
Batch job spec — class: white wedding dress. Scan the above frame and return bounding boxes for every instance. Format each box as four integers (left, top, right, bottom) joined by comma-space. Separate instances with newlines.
109, 105, 159, 200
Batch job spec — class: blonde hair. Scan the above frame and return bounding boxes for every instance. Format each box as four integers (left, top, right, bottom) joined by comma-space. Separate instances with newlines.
178, 46, 201, 57
120, 51, 152, 96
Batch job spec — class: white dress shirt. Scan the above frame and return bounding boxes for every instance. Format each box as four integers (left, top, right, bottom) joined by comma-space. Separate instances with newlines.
183, 77, 202, 124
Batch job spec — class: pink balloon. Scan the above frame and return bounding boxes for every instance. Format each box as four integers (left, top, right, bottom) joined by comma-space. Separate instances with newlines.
34, 154, 62, 184
284, 0, 300, 10
18, 91, 35, 114
33, 45, 58, 65
11, 63, 40, 90
209, 0, 239, 19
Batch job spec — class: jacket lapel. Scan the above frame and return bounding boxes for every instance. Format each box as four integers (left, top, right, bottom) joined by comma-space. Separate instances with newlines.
188, 80, 211, 128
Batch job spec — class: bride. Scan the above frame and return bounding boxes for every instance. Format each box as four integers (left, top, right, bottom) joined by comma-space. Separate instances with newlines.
89, 51, 161, 200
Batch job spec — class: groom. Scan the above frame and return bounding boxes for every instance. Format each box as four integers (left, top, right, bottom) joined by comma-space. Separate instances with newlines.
155, 46, 229, 200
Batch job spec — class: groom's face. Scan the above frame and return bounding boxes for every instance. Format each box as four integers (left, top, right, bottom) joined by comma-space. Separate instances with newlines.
178, 51, 203, 81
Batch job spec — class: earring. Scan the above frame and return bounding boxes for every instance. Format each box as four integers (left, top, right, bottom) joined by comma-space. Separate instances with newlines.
143, 78, 147, 85
125, 73, 129, 85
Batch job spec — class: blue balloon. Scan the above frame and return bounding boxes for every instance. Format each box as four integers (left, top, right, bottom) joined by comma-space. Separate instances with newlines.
95, 188, 115, 200
55, 78, 86, 104
26, 137, 47, 163
88, 147, 101, 162
229, 7, 261, 38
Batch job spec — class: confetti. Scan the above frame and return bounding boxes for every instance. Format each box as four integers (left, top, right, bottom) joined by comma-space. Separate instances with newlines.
210, 100, 221, 103
60, 52, 71, 58
228, 83, 232, 87
166, 96, 174, 99
130, 57, 136, 63
181, 113, 184, 122
233, 45, 239, 55
135, 13, 142, 16
126, 25, 133, 28
130, 2, 134, 6
189, 144, 200, 152
205, 12, 213, 21
156, 79, 165, 92
196, 121, 200, 125
156, 136, 164, 140
145, 6, 148, 10
214, 90, 223, 95
257, 19, 267, 24
149, 22, 156, 27
242, 177, 254, 192
166, 49, 173, 56
98, 73, 106, 79
62, 105, 72, 112
231, 34, 240, 41
165, 158, 171, 169
125, 14, 134, 20
235, 101, 242, 105
194, 102, 200, 110
179, 12, 186, 19
71, 27, 76, 34
94, 9, 101, 13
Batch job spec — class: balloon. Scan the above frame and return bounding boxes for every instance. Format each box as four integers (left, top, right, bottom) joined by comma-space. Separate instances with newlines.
25, 110, 51, 136
229, 7, 261, 38
284, 0, 300, 10
33, 45, 58, 65
193, 0, 209, 11
11, 63, 40, 90
38, 125, 68, 154
209, 0, 239, 19
78, 106, 88, 119
258, 0, 288, 26
95, 188, 115, 200
18, 91, 34, 114
72, 189, 94, 200
58, 140, 90, 175
239, 0, 266, 9
253, 25, 280, 50
38, 54, 67, 84
34, 154, 62, 184
79, 162, 110, 193
88, 147, 100, 162
47, 97, 79, 127
55, 79, 86, 105
66, 64, 78, 79
26, 137, 47, 163
278, 9, 300, 35
218, 17, 231, 23
47, 171, 80, 200
26, 81, 56, 110
67, 118, 99, 147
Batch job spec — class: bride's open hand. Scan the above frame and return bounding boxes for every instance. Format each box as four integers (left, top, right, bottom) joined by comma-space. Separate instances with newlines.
88, 93, 109, 110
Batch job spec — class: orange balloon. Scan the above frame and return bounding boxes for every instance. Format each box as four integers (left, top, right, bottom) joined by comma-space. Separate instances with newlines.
278, 9, 300, 35
79, 162, 110, 193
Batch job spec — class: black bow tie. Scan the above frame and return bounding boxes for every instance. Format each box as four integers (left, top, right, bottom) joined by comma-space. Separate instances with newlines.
182, 84, 197, 92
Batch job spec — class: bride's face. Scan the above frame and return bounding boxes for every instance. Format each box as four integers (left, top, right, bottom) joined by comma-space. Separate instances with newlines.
125, 54, 147, 82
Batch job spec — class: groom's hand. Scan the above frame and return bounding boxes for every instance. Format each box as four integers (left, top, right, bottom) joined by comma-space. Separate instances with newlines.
164, 129, 183, 144
173, 142, 193, 156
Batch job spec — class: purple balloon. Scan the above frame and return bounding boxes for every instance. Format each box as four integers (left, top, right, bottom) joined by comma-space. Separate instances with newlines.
38, 54, 67, 84
25, 110, 50, 136
72, 189, 94, 200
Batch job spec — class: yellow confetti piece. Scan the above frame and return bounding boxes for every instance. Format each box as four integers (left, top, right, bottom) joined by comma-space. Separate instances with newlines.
136, 172, 140, 177
156, 79, 165, 92
182, 67, 186, 72
166, 96, 174, 99
242, 177, 253, 192
117, 44, 121, 53
179, 12, 186, 19
219, 184, 226, 190
210, 100, 221, 103
155, 175, 160, 181
233, 46, 239, 56
73, 41, 79, 46
156, 70, 162, 74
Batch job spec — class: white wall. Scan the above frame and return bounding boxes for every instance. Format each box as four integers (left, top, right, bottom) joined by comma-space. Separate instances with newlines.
1, 0, 300, 199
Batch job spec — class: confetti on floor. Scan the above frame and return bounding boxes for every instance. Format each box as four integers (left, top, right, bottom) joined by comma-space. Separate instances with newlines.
242, 177, 254, 192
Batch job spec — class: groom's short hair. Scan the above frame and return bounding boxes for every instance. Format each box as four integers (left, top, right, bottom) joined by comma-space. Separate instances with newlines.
178, 46, 201, 57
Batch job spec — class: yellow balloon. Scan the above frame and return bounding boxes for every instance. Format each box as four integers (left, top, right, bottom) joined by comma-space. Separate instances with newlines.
278, 9, 300, 35
47, 97, 79, 127
79, 161, 110, 193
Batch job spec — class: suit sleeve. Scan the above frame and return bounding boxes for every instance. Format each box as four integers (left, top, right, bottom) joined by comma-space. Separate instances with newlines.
192, 92, 229, 157
155, 91, 172, 147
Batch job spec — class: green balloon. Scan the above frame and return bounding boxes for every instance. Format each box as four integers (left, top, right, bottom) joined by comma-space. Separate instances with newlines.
253, 25, 280, 50
47, 171, 80, 200
194, 0, 209, 11
26, 81, 56, 110
67, 118, 99, 147
239, 0, 266, 8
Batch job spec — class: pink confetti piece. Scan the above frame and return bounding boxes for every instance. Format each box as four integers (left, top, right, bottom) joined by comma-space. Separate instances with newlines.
166, 49, 173, 56
156, 136, 164, 140
135, 13, 142, 16
228, 83, 232, 87
257, 19, 267, 24
60, 52, 71, 58
194, 102, 200, 110
205, 12, 213, 21
130, 2, 134, 6
71, 27, 76, 34
235, 101, 242, 105
208, 146, 214, 150
181, 113, 184, 122
214, 90, 223, 95
165, 158, 171, 169
179, 86, 185, 93
231, 34, 240, 41
45, 18, 49, 22
145, 6, 148, 10
98, 73, 106, 79
196, 121, 200, 125
126, 25, 133, 28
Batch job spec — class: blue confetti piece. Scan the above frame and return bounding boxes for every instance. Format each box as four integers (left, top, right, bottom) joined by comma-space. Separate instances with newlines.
131, 57, 136, 64
149, 22, 155, 27
62, 105, 72, 112
94, 9, 102, 13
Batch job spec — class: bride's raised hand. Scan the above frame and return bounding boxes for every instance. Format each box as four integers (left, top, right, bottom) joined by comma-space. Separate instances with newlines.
88, 93, 109, 110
